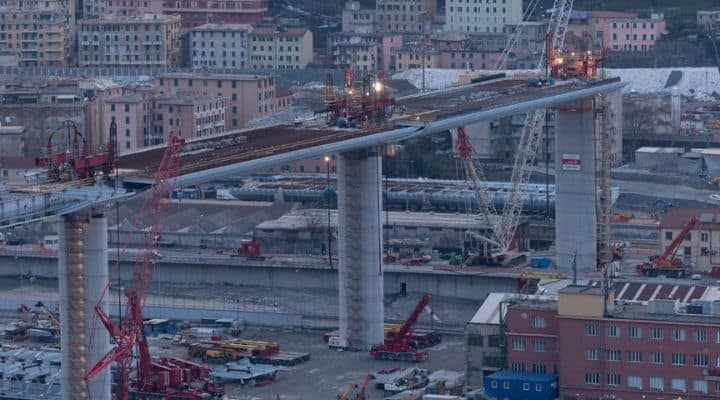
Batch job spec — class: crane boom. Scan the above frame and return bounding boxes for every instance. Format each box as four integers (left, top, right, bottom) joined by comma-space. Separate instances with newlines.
353, 375, 375, 400
659, 216, 699, 262
392, 293, 431, 347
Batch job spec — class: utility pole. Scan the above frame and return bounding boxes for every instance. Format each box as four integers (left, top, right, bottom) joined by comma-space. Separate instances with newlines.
325, 156, 333, 269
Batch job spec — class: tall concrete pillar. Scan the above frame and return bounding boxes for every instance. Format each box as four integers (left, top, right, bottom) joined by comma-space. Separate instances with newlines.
554, 99, 597, 272
337, 147, 384, 350
59, 212, 110, 400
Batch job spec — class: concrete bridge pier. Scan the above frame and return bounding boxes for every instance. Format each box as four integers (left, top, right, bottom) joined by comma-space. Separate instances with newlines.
59, 212, 111, 400
336, 147, 384, 350
554, 99, 598, 272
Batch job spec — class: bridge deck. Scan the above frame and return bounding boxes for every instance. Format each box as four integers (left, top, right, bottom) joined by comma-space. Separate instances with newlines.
120, 77, 617, 178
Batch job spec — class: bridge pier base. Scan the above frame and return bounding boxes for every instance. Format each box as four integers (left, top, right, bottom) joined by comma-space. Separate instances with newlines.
337, 147, 384, 350
59, 212, 111, 400
554, 100, 598, 272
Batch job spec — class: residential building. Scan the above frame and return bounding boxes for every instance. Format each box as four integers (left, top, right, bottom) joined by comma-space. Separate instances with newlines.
342, 1, 375, 33
104, 91, 154, 152
0, 78, 114, 156
503, 21, 547, 69
394, 32, 504, 71
0, 157, 40, 183
161, 0, 267, 30
658, 208, 720, 272
78, 14, 182, 67
698, 11, 720, 31
394, 47, 440, 72
248, 26, 313, 70
0, 0, 75, 67
375, 0, 436, 34
445, 0, 522, 34
154, 72, 276, 130
505, 284, 720, 399
189, 24, 252, 69
155, 94, 225, 140
0, 125, 24, 157
106, 0, 162, 17
328, 32, 402, 72
567, 10, 666, 52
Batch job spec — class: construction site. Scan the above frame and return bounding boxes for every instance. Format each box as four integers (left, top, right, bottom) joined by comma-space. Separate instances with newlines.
3, 1, 720, 399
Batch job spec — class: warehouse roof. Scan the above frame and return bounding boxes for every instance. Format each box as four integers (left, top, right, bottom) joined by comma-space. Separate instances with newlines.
659, 208, 720, 229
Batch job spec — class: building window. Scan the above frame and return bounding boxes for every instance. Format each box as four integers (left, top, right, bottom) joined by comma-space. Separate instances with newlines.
607, 325, 619, 337
628, 351, 642, 363
522, 383, 529, 391
585, 372, 600, 385
665, 231, 672, 240
673, 328, 686, 341
511, 362, 524, 372
584, 323, 598, 336
650, 352, 664, 364
124, 104, 130, 112
672, 378, 686, 392
672, 353, 686, 365
693, 354, 708, 367
694, 380, 708, 394
533, 339, 545, 352
532, 315, 546, 328
649, 377, 664, 391
585, 348, 598, 360
650, 327, 663, 340
628, 326, 641, 338
503, 381, 509, 389
701, 231, 709, 241
607, 349, 621, 361
695, 330, 707, 342
111, 104, 116, 111
532, 363, 546, 374
468, 334, 483, 346
628, 375, 642, 389
607, 373, 620, 386
511, 338, 524, 350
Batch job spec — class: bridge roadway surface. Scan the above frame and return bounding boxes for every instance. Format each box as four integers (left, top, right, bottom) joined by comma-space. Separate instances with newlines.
120, 77, 625, 187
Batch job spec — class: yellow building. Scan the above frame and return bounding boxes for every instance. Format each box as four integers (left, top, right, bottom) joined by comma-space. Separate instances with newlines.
248, 26, 313, 70
659, 208, 720, 272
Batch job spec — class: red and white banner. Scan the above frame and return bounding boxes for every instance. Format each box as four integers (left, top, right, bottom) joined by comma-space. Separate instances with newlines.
561, 153, 581, 171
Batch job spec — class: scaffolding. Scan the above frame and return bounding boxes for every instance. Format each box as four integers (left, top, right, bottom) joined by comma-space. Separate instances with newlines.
595, 95, 614, 268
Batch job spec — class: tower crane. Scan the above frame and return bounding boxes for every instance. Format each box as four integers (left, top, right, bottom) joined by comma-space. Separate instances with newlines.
84, 134, 223, 399
451, 0, 575, 264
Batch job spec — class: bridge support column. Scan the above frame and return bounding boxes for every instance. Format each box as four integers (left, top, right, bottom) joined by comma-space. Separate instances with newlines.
59, 212, 110, 400
554, 99, 597, 272
337, 147, 384, 350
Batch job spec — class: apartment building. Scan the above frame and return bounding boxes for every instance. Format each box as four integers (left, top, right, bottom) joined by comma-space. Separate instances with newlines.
155, 72, 276, 130
155, 94, 225, 140
698, 11, 720, 31
0, 125, 24, 157
0, 0, 75, 66
375, 0, 436, 34
445, 0, 522, 34
105, 93, 153, 152
0, 78, 123, 156
78, 14, 181, 67
505, 285, 720, 399
162, 0, 266, 30
248, 26, 313, 70
394, 32, 504, 71
568, 10, 666, 52
503, 21, 547, 69
106, 0, 162, 17
394, 48, 440, 71
328, 32, 401, 72
189, 23, 252, 69
342, 1, 375, 34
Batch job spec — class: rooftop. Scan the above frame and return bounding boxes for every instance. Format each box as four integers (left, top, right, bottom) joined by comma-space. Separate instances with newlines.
191, 23, 253, 32
0, 126, 24, 135
609, 301, 720, 325
659, 207, 718, 230
558, 285, 604, 296
156, 72, 271, 81
251, 26, 309, 37
155, 94, 225, 105
79, 13, 180, 24
487, 370, 557, 383
106, 93, 146, 103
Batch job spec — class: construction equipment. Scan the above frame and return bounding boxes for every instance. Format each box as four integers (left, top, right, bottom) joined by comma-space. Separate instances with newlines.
35, 119, 115, 182
324, 70, 395, 128
636, 216, 699, 278
32, 301, 60, 341
353, 374, 375, 400
370, 293, 431, 362
85, 134, 223, 400
451, 0, 577, 266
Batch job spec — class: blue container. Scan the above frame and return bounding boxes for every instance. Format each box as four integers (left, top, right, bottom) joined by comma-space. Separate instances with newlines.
531, 257, 551, 269
485, 371, 558, 400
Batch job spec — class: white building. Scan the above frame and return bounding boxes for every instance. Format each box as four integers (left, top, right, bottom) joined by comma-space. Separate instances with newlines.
445, 0, 522, 34
189, 24, 252, 69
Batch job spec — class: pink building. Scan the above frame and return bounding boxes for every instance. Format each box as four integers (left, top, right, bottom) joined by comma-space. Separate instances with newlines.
506, 285, 720, 400
106, 0, 162, 17
162, 0, 267, 30
104, 89, 154, 152
568, 10, 666, 52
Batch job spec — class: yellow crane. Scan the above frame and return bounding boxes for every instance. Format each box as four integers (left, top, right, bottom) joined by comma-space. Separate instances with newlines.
35, 301, 60, 340
337, 383, 358, 400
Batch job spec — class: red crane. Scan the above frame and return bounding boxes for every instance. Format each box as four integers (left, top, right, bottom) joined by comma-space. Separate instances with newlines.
370, 294, 431, 362
84, 134, 222, 399
353, 374, 375, 400
637, 216, 699, 278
